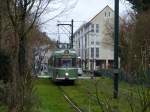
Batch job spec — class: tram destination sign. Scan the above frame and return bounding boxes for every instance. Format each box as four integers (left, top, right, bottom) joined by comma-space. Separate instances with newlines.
62, 55, 71, 58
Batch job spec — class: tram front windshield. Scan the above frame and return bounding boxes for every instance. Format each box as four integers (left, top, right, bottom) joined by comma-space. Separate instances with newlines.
62, 59, 71, 67
55, 58, 76, 67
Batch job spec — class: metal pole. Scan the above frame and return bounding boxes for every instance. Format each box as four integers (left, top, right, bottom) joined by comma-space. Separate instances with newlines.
0, 0, 2, 49
57, 23, 60, 43
114, 0, 119, 98
71, 19, 74, 48
92, 58, 94, 79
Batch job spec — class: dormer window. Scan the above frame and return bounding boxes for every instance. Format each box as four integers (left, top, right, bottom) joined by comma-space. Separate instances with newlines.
105, 12, 111, 17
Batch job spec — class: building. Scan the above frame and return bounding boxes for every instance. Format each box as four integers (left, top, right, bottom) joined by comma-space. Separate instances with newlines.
73, 5, 117, 71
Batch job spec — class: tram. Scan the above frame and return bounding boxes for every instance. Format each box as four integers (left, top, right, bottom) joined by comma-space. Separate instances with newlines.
48, 43, 78, 82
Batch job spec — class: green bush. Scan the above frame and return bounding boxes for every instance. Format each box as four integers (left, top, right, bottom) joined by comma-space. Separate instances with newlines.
0, 50, 12, 104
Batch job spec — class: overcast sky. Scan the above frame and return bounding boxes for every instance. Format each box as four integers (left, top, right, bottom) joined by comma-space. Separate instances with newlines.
40, 0, 132, 42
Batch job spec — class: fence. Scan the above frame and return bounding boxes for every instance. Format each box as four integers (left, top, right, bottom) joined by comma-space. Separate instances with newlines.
94, 69, 150, 85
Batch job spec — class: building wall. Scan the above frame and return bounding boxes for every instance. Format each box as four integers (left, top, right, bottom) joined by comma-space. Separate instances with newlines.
74, 6, 117, 71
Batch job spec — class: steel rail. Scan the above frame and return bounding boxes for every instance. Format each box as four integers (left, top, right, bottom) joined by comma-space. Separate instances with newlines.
57, 86, 84, 112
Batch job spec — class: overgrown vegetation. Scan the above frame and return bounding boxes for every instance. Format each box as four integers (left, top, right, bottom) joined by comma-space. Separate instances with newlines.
0, 0, 76, 112
104, 2, 150, 83
126, 0, 150, 12
62, 78, 150, 112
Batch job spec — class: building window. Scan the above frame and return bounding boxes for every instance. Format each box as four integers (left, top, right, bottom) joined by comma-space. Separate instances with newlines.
96, 41, 100, 45
87, 48, 89, 57
91, 47, 94, 58
96, 24, 99, 33
96, 48, 99, 58
91, 41, 94, 45
79, 39, 80, 48
81, 28, 83, 34
105, 12, 107, 16
91, 24, 94, 32
78, 31, 80, 35
109, 12, 111, 17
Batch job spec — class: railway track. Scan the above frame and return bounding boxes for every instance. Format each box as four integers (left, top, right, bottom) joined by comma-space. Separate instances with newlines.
57, 86, 84, 112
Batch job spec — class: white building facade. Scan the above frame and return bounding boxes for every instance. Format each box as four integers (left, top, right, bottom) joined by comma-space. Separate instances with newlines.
73, 6, 116, 71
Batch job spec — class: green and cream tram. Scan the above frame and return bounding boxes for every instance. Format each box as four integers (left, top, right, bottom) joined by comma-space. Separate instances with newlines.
48, 46, 78, 82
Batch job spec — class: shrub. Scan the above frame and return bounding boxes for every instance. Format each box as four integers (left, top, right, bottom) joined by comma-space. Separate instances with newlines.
0, 51, 12, 83
0, 50, 12, 104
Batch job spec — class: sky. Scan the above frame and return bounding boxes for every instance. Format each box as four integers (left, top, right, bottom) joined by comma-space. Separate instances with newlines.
40, 0, 132, 43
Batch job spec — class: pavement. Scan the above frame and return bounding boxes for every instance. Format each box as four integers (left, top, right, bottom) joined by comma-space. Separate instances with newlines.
37, 75, 51, 78
37, 74, 93, 79
78, 76, 91, 79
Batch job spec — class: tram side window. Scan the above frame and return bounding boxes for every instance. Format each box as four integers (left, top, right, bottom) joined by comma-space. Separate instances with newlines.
54, 58, 61, 67
72, 58, 76, 67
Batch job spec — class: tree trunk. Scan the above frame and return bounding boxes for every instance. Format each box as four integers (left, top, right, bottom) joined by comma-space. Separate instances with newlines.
18, 34, 27, 112
17, 14, 28, 111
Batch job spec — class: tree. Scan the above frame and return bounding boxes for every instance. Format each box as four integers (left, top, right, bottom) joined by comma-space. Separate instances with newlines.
0, 51, 12, 83
103, 12, 137, 81
28, 26, 56, 75
131, 10, 150, 70
126, 0, 150, 12
0, 0, 11, 49
3, 0, 76, 111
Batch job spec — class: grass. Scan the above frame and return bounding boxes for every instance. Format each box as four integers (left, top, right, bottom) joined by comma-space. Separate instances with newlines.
0, 103, 7, 112
61, 77, 150, 112
0, 77, 149, 112
34, 79, 74, 112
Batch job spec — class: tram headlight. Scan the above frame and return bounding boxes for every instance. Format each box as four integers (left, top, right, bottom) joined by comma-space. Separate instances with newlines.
65, 72, 69, 76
